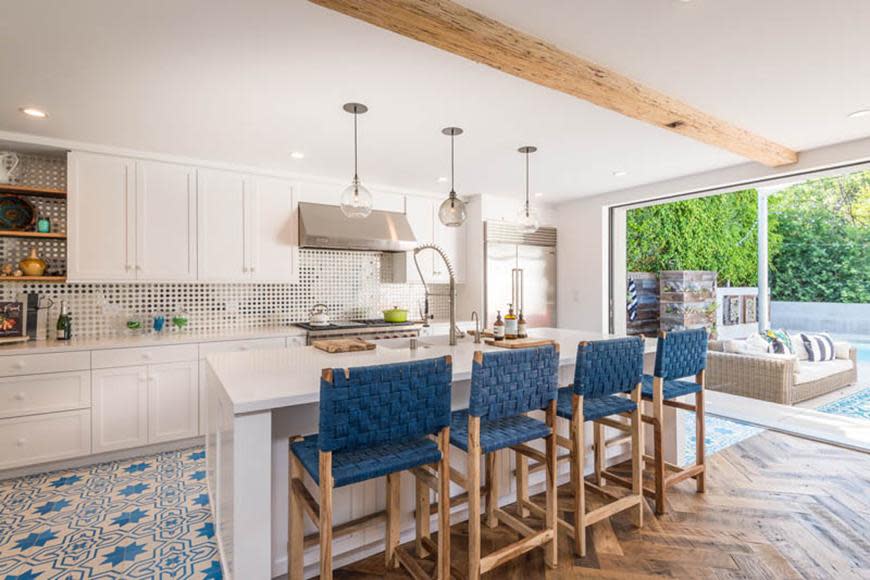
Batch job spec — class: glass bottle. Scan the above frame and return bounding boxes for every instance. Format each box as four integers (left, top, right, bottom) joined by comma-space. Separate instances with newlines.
504, 304, 518, 340
518, 311, 527, 338
56, 301, 72, 341
493, 310, 505, 341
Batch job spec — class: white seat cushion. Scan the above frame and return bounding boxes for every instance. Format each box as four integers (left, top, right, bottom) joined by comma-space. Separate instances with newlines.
794, 359, 853, 384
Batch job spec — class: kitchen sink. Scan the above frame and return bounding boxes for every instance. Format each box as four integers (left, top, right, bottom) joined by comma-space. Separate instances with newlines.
373, 333, 472, 350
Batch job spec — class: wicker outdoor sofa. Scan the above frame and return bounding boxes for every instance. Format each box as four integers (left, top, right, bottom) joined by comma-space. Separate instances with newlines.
707, 340, 858, 405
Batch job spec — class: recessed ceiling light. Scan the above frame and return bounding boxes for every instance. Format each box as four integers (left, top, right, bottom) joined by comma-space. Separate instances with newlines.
19, 107, 48, 118
437, 176, 448, 183
612, 170, 628, 177
848, 109, 870, 119
290, 151, 305, 159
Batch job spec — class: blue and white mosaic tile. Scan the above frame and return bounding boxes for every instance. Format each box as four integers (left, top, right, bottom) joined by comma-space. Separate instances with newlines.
0, 447, 221, 579
816, 387, 870, 421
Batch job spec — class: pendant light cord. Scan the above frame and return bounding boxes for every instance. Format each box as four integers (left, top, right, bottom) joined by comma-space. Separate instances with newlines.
353, 109, 359, 182
524, 149, 530, 215
450, 132, 456, 196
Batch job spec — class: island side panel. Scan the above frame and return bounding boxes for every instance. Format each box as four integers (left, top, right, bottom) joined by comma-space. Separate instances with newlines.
232, 411, 272, 579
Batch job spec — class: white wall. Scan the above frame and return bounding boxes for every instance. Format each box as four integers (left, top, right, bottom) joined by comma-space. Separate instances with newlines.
554, 136, 870, 333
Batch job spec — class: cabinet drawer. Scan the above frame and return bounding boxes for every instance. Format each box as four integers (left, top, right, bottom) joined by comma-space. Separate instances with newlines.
0, 371, 91, 419
0, 409, 91, 469
198, 338, 285, 358
0, 351, 90, 378
92, 344, 197, 368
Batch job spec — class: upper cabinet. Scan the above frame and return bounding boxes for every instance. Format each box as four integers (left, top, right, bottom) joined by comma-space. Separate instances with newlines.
136, 160, 197, 280
69, 153, 196, 282
68, 151, 137, 281
249, 176, 297, 282
198, 169, 298, 283
197, 168, 248, 281
404, 195, 466, 284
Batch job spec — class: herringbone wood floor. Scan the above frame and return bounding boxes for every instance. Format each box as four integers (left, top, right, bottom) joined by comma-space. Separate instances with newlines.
336, 431, 870, 579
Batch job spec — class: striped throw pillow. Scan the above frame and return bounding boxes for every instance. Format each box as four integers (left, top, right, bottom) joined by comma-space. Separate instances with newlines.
800, 333, 836, 362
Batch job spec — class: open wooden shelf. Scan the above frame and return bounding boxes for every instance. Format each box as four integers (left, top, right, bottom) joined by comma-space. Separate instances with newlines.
0, 230, 66, 240
0, 184, 67, 198
0, 275, 66, 283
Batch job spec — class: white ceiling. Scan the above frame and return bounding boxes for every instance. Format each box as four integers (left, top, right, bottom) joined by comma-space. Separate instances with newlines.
0, 0, 867, 202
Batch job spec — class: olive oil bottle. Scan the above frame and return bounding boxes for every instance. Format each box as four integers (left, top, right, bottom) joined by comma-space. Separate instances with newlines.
504, 304, 518, 340
517, 310, 527, 338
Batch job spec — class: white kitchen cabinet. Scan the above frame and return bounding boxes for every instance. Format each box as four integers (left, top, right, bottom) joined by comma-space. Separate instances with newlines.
433, 215, 466, 284
197, 168, 248, 281
136, 160, 197, 280
404, 195, 434, 282
148, 361, 198, 444
92, 366, 149, 453
68, 151, 137, 281
250, 176, 298, 282
0, 410, 91, 470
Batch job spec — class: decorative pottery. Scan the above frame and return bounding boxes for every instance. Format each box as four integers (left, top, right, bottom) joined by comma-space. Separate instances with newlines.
0, 195, 35, 230
19, 247, 46, 276
0, 152, 19, 184
1, 264, 12, 276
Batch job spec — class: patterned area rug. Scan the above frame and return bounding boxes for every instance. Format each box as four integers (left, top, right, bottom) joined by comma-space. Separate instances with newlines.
0, 447, 220, 579
816, 387, 870, 420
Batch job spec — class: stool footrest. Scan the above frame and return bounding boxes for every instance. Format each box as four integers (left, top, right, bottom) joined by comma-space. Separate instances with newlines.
665, 463, 705, 487
479, 528, 554, 574
303, 510, 385, 548
494, 507, 536, 537
395, 546, 430, 580
585, 494, 642, 526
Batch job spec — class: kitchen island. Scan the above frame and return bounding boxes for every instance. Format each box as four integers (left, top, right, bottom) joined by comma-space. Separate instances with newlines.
205, 328, 667, 579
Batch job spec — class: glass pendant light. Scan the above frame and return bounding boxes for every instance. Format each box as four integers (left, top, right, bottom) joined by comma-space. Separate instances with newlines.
438, 127, 467, 227
516, 146, 539, 234
340, 103, 373, 218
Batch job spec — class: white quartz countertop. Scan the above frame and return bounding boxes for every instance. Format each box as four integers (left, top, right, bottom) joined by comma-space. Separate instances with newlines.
0, 325, 309, 355
209, 328, 656, 414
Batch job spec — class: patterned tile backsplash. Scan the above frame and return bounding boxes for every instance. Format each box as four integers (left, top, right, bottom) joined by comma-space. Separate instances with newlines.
0, 249, 452, 338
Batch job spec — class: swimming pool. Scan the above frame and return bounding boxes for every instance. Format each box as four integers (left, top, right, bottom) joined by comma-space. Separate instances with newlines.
855, 342, 870, 364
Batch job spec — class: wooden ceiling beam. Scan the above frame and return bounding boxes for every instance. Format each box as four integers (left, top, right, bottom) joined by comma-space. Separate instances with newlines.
309, 0, 798, 167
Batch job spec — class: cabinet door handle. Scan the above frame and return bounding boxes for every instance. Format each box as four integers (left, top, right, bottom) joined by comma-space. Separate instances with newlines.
13, 392, 25, 401
142, 353, 152, 360
15, 438, 26, 447
13, 361, 25, 370
138, 374, 147, 382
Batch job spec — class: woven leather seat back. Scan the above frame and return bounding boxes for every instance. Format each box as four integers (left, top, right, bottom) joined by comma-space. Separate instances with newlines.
469, 345, 558, 420
318, 357, 452, 453
572, 337, 644, 398
654, 328, 708, 380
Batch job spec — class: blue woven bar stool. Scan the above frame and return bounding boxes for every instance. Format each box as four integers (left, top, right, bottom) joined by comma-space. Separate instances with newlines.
449, 345, 560, 580
288, 356, 453, 580
545, 337, 645, 557
601, 328, 708, 515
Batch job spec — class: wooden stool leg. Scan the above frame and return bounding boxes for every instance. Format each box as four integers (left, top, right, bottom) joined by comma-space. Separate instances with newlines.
415, 479, 431, 558
630, 385, 644, 528
593, 422, 604, 485
467, 416, 482, 580
485, 451, 499, 528
438, 428, 451, 580
652, 378, 666, 515
288, 450, 305, 580
571, 394, 586, 557
544, 400, 558, 568
319, 451, 334, 580
695, 383, 706, 493
386, 472, 400, 569
516, 451, 529, 517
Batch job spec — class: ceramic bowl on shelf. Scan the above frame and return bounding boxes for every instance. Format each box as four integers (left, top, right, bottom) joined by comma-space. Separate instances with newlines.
0, 195, 35, 230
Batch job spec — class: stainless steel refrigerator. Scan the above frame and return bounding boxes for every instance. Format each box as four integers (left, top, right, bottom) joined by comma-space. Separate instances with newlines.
484, 222, 557, 328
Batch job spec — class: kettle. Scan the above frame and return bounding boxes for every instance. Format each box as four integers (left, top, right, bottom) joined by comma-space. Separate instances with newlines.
0, 152, 20, 184
309, 303, 330, 326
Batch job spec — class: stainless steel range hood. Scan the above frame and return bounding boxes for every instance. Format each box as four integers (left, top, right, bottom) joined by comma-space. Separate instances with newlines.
298, 202, 416, 252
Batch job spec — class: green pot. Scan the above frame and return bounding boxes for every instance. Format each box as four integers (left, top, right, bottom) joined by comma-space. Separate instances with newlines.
383, 306, 408, 323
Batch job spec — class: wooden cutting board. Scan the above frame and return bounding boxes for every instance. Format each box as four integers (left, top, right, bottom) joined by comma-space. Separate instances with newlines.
313, 338, 376, 353
485, 337, 555, 349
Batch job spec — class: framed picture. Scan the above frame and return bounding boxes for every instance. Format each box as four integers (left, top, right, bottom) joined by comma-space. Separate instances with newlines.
742, 296, 757, 324
0, 301, 25, 340
724, 295, 741, 325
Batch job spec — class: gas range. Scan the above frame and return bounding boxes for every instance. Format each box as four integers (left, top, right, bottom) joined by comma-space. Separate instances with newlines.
293, 319, 423, 344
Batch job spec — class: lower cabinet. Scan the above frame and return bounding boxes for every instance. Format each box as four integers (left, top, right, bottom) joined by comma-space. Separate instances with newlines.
148, 361, 199, 444
93, 366, 149, 453
0, 409, 91, 470
93, 361, 198, 453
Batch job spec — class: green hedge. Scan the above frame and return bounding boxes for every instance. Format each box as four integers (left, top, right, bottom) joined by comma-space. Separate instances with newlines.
626, 171, 870, 303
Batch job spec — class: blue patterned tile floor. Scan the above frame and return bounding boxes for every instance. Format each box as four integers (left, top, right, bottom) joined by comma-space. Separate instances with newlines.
0, 447, 221, 579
